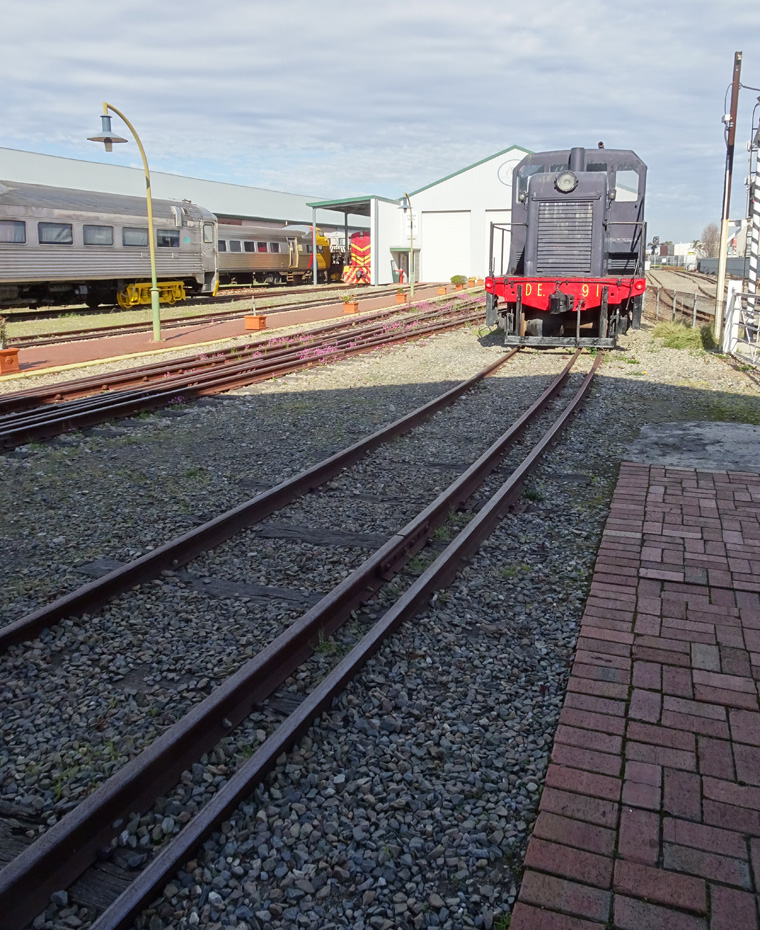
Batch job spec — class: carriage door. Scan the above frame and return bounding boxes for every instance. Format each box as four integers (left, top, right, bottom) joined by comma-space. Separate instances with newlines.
287, 237, 299, 269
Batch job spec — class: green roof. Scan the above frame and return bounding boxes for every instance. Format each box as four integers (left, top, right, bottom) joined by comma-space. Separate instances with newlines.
409, 144, 533, 196
306, 195, 399, 216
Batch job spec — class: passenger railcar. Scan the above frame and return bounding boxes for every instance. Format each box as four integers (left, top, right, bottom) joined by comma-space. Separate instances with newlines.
217, 224, 333, 285
0, 180, 218, 309
485, 146, 647, 346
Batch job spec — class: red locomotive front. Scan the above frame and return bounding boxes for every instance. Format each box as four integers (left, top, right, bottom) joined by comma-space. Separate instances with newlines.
485, 146, 647, 347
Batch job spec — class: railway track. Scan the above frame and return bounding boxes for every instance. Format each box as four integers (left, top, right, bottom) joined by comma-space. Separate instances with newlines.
4, 286, 409, 349
0, 299, 481, 450
645, 270, 715, 325
0, 346, 601, 930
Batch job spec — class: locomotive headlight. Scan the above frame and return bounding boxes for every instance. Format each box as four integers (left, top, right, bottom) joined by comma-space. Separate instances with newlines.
555, 171, 578, 194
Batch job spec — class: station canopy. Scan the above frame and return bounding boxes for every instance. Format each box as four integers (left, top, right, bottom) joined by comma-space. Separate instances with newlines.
306, 196, 380, 218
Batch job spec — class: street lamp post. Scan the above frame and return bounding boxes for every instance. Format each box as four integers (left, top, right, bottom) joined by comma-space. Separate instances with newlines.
88, 103, 162, 341
402, 192, 414, 302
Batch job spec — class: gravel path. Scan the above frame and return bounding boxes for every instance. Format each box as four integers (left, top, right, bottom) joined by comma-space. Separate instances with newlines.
4, 320, 760, 930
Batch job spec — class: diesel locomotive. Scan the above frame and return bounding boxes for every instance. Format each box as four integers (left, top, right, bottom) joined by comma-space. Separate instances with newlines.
485, 146, 647, 347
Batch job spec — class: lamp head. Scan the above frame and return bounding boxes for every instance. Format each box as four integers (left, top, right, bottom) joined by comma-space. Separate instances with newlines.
87, 114, 127, 153
401, 193, 410, 212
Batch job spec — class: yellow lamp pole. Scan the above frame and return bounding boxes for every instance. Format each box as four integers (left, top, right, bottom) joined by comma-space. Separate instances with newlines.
88, 103, 162, 341
403, 192, 414, 301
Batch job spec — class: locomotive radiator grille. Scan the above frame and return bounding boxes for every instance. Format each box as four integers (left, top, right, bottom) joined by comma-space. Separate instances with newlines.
536, 201, 593, 275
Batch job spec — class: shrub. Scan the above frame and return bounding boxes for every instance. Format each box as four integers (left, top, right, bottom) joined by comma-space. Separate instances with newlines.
450, 275, 467, 285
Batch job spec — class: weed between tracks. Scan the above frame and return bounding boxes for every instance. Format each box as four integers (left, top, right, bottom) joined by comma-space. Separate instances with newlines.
652, 321, 716, 351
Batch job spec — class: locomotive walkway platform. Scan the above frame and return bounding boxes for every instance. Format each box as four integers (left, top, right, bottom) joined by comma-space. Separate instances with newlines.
6, 285, 444, 376
510, 456, 760, 929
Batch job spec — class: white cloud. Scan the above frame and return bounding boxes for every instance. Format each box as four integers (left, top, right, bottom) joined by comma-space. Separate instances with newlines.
2, 0, 759, 240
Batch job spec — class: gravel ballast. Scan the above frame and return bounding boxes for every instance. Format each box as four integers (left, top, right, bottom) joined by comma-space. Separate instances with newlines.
3, 320, 760, 930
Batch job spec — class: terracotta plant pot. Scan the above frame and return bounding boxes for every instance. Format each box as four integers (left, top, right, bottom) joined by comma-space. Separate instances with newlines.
395, 293, 407, 304
467, 278, 476, 286
0, 347, 20, 374
343, 302, 359, 314
476, 278, 484, 286
437, 286, 447, 295
455, 284, 464, 290
245, 315, 267, 331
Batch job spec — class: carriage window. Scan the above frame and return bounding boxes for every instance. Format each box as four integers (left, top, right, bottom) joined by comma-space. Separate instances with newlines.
218, 240, 227, 251
269, 242, 280, 253
229, 240, 242, 253
244, 241, 256, 252
304, 243, 313, 253
123, 227, 149, 247
157, 228, 180, 248
38, 222, 73, 244
83, 225, 113, 246
257, 242, 268, 253
0, 220, 26, 243
203, 223, 214, 243
614, 169, 639, 202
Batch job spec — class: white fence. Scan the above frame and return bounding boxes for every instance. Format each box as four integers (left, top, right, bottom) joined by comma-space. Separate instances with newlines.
723, 280, 760, 365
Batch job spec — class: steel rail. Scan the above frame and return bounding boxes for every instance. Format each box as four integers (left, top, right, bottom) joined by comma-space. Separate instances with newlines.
0, 350, 583, 930
0, 339, 510, 652
0, 298, 475, 414
90, 351, 602, 930
0, 305, 482, 449
0, 303, 474, 420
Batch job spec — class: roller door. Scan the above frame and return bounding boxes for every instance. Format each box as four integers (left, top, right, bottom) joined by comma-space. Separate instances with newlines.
420, 211, 471, 282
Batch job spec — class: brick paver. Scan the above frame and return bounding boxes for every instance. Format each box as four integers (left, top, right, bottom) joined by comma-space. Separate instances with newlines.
510, 463, 760, 929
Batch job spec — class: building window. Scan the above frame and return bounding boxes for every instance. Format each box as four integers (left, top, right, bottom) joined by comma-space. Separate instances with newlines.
269, 242, 280, 253
203, 223, 214, 243
123, 227, 149, 247
244, 241, 256, 252
0, 220, 26, 243
257, 242, 268, 253
157, 228, 180, 248
218, 240, 227, 252
83, 224, 114, 246
38, 222, 73, 244
229, 240, 242, 253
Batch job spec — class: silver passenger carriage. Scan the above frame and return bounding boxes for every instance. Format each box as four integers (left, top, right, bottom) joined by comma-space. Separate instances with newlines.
0, 180, 218, 308
218, 224, 331, 285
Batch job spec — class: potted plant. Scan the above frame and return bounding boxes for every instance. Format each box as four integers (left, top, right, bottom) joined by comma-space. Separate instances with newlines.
395, 287, 407, 304
0, 316, 20, 375
451, 275, 467, 290
437, 284, 447, 295
342, 293, 359, 314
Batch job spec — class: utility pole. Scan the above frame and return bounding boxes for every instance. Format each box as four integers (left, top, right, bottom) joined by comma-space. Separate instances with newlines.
715, 51, 743, 340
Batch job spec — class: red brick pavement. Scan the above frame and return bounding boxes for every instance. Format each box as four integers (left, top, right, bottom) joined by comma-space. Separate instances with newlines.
510, 462, 760, 930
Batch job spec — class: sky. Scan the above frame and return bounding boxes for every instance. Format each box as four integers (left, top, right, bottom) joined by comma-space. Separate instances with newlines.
2, 0, 759, 245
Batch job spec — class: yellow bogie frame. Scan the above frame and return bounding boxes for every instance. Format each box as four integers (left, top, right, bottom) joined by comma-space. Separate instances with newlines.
116, 281, 187, 309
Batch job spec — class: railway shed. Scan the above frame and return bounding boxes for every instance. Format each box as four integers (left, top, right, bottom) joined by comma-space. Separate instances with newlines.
310, 145, 532, 286
0, 146, 369, 239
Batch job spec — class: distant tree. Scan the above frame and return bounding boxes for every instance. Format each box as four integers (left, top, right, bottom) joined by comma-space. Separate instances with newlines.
691, 239, 704, 256
701, 223, 720, 257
